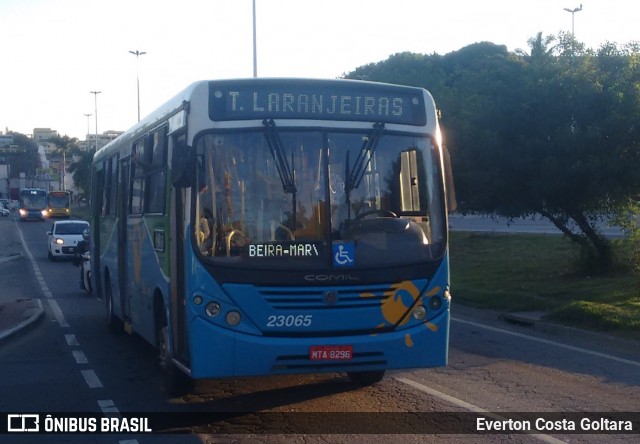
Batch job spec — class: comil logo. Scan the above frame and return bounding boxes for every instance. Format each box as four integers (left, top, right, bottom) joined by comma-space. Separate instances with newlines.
7, 414, 40, 432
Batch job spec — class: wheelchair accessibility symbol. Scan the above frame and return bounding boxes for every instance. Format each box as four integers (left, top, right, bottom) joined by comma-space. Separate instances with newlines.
332, 243, 355, 267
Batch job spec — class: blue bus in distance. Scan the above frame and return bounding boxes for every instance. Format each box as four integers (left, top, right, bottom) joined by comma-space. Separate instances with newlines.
19, 188, 48, 221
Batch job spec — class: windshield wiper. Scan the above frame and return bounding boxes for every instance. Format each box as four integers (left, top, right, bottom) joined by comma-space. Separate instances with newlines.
344, 122, 385, 219
263, 119, 298, 232
263, 119, 296, 194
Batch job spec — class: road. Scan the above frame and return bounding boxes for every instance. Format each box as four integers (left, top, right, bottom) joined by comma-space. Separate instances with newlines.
448, 214, 625, 238
0, 216, 638, 443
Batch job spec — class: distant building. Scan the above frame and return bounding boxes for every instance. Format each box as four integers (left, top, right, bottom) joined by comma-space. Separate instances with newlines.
33, 128, 59, 143
79, 130, 123, 151
0, 134, 14, 147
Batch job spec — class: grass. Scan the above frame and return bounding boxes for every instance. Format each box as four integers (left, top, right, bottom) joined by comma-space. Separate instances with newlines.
449, 232, 640, 339
70, 205, 90, 221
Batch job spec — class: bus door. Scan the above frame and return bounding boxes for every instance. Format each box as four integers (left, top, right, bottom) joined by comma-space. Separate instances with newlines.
118, 157, 131, 328
169, 132, 190, 363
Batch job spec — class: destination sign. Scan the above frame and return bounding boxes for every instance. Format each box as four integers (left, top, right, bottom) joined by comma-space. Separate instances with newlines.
209, 79, 427, 125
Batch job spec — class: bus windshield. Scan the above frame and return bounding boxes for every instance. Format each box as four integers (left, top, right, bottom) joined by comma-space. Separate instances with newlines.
194, 127, 446, 270
48, 192, 70, 209
20, 190, 47, 210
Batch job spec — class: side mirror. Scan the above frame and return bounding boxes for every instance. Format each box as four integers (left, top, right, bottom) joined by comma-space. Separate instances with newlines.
442, 145, 457, 213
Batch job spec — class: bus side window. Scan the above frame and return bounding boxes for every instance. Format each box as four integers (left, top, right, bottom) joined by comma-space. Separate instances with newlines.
172, 133, 192, 188
131, 139, 146, 215
145, 128, 168, 214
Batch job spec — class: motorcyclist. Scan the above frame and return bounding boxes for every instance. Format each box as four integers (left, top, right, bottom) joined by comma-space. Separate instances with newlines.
73, 228, 90, 289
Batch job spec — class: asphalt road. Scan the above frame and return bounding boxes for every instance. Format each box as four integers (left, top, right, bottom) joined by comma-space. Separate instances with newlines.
0, 217, 638, 443
448, 214, 625, 238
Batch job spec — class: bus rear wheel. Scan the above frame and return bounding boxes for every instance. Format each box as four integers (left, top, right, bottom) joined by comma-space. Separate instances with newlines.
347, 370, 386, 386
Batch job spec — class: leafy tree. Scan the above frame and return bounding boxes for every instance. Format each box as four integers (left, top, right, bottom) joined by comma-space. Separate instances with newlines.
344, 35, 640, 273
66, 148, 95, 201
5, 132, 41, 177
47, 135, 96, 201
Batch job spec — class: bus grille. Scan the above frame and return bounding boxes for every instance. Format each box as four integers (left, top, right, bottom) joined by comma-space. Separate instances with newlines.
257, 284, 396, 310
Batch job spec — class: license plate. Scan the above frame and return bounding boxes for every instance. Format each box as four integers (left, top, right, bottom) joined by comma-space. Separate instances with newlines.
309, 345, 353, 361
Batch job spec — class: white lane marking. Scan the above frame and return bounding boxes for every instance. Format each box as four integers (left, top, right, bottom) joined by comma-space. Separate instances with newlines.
81, 369, 103, 388
65, 334, 79, 346
98, 399, 120, 414
99, 400, 139, 444
16, 221, 69, 327
395, 377, 567, 444
47, 299, 69, 328
452, 317, 640, 368
72, 350, 88, 364
16, 222, 124, 424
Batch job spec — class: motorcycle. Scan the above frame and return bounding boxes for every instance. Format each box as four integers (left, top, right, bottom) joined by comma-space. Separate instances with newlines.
72, 229, 92, 294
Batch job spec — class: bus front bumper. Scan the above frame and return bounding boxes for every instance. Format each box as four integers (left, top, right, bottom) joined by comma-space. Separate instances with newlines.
187, 309, 449, 379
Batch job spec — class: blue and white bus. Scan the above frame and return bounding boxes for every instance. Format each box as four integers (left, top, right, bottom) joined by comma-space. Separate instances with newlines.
91, 78, 454, 394
18, 188, 48, 221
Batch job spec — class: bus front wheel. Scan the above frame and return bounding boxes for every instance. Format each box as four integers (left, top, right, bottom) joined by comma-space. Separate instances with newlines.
347, 370, 386, 386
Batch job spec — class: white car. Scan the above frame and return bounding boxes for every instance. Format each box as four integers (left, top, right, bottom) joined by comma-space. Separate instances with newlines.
0, 203, 9, 217
47, 220, 90, 261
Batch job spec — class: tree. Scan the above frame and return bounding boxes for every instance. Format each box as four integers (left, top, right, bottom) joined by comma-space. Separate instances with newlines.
344, 36, 640, 272
66, 149, 95, 201
5, 132, 40, 177
502, 35, 640, 272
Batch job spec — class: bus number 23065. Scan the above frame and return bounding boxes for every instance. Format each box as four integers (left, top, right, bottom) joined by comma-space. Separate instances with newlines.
266, 314, 313, 328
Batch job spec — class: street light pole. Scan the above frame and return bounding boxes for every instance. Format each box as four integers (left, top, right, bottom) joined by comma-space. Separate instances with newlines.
62, 150, 66, 191
129, 50, 147, 121
83, 113, 92, 147
252, 0, 257, 77
563, 4, 583, 36
89, 91, 101, 151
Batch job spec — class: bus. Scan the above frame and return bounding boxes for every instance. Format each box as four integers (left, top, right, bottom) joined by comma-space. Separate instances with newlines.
18, 188, 48, 221
91, 78, 455, 394
46, 190, 72, 218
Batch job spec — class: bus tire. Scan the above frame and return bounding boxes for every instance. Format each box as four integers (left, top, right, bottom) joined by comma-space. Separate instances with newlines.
157, 313, 194, 396
347, 370, 386, 386
105, 275, 123, 333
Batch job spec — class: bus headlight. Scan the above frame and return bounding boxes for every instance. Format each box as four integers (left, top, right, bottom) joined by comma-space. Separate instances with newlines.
412, 305, 427, 320
193, 295, 203, 305
41, 210, 48, 217
205, 302, 221, 317
226, 311, 241, 326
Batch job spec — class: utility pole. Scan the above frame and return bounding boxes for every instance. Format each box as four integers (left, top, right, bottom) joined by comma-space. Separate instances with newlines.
129, 50, 147, 121
563, 4, 583, 36
83, 113, 92, 147
253, 0, 257, 77
89, 91, 101, 151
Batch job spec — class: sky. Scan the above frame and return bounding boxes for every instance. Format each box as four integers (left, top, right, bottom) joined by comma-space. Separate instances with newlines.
1, 0, 638, 141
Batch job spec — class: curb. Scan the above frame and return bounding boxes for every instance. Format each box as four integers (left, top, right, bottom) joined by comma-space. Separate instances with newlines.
0, 299, 44, 343
0, 253, 22, 265
500, 309, 640, 357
